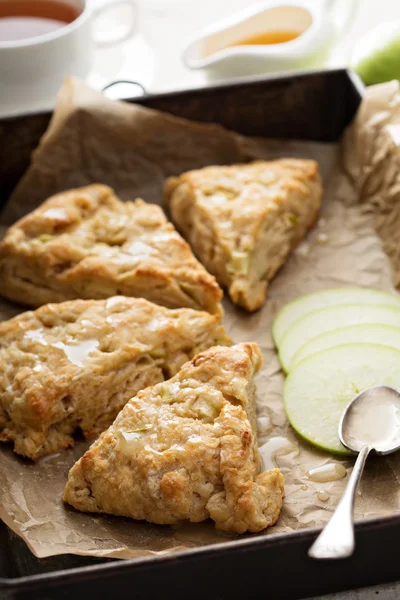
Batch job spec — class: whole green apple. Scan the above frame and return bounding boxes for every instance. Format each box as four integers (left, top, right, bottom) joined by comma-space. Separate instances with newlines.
351, 21, 400, 85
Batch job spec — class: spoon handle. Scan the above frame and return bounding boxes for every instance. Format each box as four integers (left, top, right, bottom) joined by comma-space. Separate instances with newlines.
308, 445, 370, 560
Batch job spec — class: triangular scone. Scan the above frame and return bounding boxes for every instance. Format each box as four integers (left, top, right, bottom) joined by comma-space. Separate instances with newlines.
0, 297, 229, 460
0, 184, 222, 314
165, 159, 322, 311
63, 343, 284, 534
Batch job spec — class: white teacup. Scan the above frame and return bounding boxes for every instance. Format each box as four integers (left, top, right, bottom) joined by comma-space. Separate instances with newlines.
0, 0, 136, 115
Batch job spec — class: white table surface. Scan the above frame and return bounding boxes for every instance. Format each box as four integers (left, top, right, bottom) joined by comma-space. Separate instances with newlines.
308, 582, 399, 599
3, 0, 400, 112
92, 0, 400, 98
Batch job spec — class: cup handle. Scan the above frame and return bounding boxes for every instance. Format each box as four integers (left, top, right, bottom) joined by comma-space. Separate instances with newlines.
102, 80, 147, 96
92, 0, 137, 47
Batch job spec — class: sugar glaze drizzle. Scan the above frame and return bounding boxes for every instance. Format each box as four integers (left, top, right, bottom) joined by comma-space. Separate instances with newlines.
259, 436, 293, 470
306, 463, 347, 483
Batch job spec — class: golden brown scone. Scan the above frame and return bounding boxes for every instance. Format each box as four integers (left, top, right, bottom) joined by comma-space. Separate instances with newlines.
0, 184, 222, 314
63, 343, 284, 534
165, 159, 322, 311
0, 297, 229, 460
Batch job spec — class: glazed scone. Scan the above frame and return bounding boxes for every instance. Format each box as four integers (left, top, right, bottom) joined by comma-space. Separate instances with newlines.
0, 184, 222, 314
63, 343, 284, 534
165, 159, 322, 311
0, 297, 229, 460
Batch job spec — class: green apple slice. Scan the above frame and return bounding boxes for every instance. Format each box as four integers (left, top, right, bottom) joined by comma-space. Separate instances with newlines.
279, 304, 400, 373
284, 343, 400, 454
291, 324, 400, 368
272, 288, 400, 347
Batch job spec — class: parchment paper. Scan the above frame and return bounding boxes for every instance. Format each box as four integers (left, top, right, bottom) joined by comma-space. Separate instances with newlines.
1, 78, 400, 559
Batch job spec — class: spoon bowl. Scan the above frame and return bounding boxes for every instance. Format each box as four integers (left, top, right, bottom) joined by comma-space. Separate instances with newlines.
309, 384, 400, 560
339, 385, 400, 455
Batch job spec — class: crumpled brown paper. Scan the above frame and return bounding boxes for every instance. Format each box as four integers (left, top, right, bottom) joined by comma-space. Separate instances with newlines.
342, 80, 400, 287
1, 78, 400, 559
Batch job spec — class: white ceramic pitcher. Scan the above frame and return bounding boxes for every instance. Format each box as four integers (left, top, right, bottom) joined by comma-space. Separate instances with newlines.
183, 0, 357, 78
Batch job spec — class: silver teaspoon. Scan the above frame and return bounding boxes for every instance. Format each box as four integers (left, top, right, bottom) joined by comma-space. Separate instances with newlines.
308, 385, 400, 560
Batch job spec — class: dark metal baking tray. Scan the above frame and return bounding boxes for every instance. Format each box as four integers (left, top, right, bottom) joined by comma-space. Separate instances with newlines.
2, 68, 398, 600
0, 68, 362, 207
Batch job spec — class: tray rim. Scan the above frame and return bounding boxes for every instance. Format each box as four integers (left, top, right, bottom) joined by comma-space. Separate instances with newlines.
0, 66, 364, 123
2, 513, 400, 590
